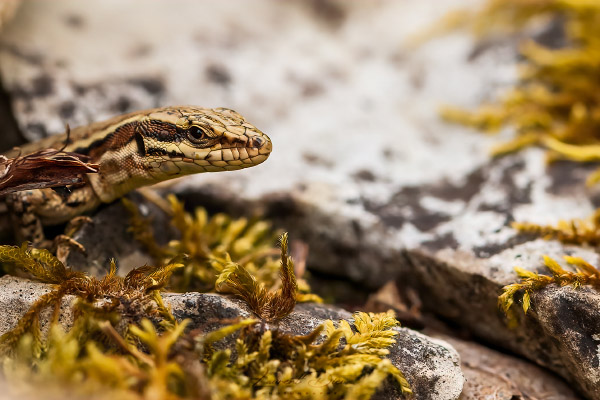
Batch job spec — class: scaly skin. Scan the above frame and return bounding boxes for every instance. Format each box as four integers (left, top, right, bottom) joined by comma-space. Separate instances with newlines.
4, 106, 272, 243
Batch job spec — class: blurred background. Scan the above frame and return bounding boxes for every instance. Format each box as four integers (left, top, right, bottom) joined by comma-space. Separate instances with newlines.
0, 0, 500, 194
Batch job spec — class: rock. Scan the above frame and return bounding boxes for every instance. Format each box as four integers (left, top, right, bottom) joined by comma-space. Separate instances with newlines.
399, 154, 600, 399
66, 192, 173, 276
1, 0, 599, 398
436, 333, 581, 400
0, 275, 74, 337
531, 286, 600, 398
0, 275, 464, 400
387, 329, 463, 400
169, 294, 465, 400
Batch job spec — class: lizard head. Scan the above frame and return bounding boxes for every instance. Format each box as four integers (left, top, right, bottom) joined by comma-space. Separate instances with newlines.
136, 106, 272, 178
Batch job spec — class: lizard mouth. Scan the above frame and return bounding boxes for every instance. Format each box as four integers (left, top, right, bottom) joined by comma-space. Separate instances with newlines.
149, 131, 271, 175
199, 134, 272, 170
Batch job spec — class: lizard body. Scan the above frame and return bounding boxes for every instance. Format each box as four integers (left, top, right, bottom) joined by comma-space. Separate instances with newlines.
3, 106, 272, 243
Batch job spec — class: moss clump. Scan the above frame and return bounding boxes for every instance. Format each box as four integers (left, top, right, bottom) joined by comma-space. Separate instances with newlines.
499, 255, 600, 325
5, 319, 192, 400
437, 1, 600, 183
124, 195, 320, 303
512, 208, 600, 246
0, 244, 181, 354
202, 310, 411, 400
0, 234, 411, 399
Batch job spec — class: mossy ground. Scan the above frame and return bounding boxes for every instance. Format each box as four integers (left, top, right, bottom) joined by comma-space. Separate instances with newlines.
0, 197, 411, 399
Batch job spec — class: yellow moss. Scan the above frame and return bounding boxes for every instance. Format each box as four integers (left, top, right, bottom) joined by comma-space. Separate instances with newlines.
499, 255, 600, 325
435, 0, 600, 183
0, 242, 410, 399
202, 310, 411, 399
512, 208, 600, 246
0, 245, 182, 354
3, 318, 194, 400
124, 195, 321, 302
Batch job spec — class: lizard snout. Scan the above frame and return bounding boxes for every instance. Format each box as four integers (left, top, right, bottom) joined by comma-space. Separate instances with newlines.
252, 136, 266, 148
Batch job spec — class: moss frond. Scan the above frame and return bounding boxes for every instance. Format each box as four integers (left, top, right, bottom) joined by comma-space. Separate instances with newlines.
436, 0, 600, 183
201, 310, 411, 399
500, 255, 600, 324
512, 208, 600, 246
215, 233, 299, 322
0, 243, 81, 283
125, 195, 321, 303
0, 244, 181, 355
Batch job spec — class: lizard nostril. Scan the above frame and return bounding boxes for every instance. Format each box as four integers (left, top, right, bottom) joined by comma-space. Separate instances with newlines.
252, 136, 265, 148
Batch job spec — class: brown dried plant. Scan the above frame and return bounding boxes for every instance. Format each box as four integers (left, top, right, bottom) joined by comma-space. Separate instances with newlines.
215, 232, 297, 322
0, 126, 98, 195
0, 243, 181, 353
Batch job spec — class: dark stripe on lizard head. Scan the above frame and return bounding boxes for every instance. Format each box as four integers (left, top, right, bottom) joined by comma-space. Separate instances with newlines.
134, 130, 146, 156
72, 122, 138, 160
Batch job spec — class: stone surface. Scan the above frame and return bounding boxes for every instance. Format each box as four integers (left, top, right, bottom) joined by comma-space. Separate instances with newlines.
0, 275, 464, 400
436, 333, 581, 400
401, 159, 600, 399
65, 192, 173, 276
0, 275, 74, 336
1, 0, 599, 398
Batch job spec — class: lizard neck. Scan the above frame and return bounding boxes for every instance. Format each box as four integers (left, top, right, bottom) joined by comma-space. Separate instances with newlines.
89, 142, 163, 203
82, 121, 154, 203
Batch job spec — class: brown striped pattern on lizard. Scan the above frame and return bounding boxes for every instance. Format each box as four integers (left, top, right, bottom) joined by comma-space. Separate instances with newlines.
3, 106, 271, 242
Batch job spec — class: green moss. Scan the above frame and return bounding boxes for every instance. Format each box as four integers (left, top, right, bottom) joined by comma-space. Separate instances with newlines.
500, 255, 600, 325
0, 228, 409, 398
436, 0, 600, 183
512, 208, 600, 246
123, 195, 321, 303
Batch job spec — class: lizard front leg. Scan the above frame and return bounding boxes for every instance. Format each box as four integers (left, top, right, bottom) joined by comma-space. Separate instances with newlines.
6, 185, 101, 248
6, 189, 47, 245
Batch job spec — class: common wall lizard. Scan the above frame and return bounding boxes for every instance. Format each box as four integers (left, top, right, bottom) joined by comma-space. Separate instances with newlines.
2, 106, 272, 245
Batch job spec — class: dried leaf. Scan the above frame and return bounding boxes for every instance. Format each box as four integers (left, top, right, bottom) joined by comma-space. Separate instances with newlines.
0, 148, 98, 196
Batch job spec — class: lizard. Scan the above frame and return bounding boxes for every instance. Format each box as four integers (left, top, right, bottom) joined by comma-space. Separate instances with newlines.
2, 106, 272, 246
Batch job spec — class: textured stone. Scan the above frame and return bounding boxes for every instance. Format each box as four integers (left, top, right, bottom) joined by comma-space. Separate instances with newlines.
0, 276, 464, 400
65, 192, 172, 276
0, 275, 74, 336
436, 333, 581, 400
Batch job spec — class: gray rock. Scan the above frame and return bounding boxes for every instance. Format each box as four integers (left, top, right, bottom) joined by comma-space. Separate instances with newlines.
436, 333, 582, 400
169, 294, 465, 400
0, 275, 464, 400
66, 192, 172, 276
531, 286, 600, 398
0, 275, 74, 336
399, 154, 600, 399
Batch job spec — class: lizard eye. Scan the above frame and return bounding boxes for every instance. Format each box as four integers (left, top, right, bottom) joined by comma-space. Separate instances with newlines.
187, 126, 207, 143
